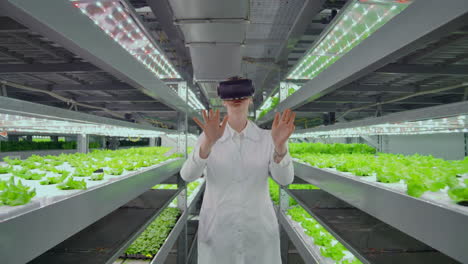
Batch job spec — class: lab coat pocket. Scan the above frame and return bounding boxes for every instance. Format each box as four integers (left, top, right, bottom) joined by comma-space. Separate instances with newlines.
198, 208, 217, 244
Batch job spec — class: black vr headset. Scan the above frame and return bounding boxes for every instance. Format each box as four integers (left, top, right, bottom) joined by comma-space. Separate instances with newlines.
217, 78, 255, 100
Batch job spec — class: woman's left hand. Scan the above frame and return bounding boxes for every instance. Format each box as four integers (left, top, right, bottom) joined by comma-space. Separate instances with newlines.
271, 109, 296, 154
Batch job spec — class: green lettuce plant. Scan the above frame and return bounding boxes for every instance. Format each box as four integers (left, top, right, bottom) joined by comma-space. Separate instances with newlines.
290, 143, 467, 203
12, 169, 45, 180
3, 157, 22, 165
105, 167, 124, 176
0, 166, 11, 174
448, 187, 468, 202
57, 176, 87, 190
0, 176, 36, 206
320, 242, 346, 261
40, 173, 68, 185
73, 167, 94, 177
90, 173, 104, 181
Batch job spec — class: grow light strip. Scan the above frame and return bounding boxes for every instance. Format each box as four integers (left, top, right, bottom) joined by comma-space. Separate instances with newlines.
187, 88, 206, 110
0, 113, 165, 137
71, 0, 181, 79
288, 0, 411, 81
291, 115, 468, 138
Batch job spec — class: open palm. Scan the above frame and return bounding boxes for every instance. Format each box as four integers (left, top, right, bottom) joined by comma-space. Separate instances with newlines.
271, 109, 296, 149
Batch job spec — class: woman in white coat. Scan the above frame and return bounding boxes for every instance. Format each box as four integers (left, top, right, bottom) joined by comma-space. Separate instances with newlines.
180, 77, 296, 264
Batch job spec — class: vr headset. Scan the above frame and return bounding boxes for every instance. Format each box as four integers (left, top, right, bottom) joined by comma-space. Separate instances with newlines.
217, 78, 255, 100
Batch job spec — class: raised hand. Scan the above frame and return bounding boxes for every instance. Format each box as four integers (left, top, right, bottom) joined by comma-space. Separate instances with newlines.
193, 110, 229, 158
271, 109, 296, 155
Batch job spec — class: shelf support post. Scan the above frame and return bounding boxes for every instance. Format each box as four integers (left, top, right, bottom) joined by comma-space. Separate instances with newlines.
77, 134, 88, 153
279, 185, 290, 264
177, 81, 188, 264
149, 137, 156, 147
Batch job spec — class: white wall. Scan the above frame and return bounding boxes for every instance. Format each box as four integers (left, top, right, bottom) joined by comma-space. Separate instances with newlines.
382, 133, 465, 160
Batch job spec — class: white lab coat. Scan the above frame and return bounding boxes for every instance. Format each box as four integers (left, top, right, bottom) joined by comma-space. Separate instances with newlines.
180, 120, 294, 264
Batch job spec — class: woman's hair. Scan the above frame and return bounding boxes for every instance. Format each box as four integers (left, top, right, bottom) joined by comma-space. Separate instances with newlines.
227, 76, 245, 81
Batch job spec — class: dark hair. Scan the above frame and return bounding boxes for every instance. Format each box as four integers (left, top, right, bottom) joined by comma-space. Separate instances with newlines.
227, 76, 244, 81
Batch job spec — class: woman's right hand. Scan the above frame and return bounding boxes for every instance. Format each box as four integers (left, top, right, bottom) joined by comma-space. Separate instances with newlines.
193, 109, 229, 158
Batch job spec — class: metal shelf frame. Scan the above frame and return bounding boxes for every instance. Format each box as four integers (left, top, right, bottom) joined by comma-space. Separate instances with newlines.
0, 0, 198, 117
257, 0, 468, 125
150, 182, 205, 264
293, 161, 468, 263
285, 189, 459, 264
291, 101, 468, 136
277, 209, 321, 264
0, 158, 184, 264
0, 96, 174, 136
30, 188, 181, 264
285, 189, 369, 264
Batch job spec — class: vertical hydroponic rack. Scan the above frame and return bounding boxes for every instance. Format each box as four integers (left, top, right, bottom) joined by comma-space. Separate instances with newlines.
0, 0, 468, 263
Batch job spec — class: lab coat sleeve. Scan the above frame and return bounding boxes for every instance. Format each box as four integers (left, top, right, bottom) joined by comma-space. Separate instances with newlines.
180, 133, 208, 182
269, 142, 294, 186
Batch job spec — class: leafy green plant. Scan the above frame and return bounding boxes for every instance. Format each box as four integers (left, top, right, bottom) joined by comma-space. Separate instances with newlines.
88, 142, 101, 149
258, 95, 280, 120
43, 165, 60, 173
123, 163, 137, 171
57, 176, 87, 190
90, 173, 104, 181
341, 259, 363, 264
0, 176, 36, 206
0, 180, 6, 190
3, 156, 22, 165
125, 207, 181, 257
291, 143, 467, 203
10, 167, 28, 176
0, 166, 11, 174
73, 167, 94, 177
0, 141, 77, 152
12, 169, 46, 180
105, 167, 124, 176
320, 242, 346, 261
40, 173, 68, 185
22, 161, 39, 170
287, 206, 357, 262
448, 180, 468, 202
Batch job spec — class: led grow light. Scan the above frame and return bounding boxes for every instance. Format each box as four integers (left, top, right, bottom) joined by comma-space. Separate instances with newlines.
256, 0, 412, 120
291, 115, 468, 138
288, 0, 411, 81
187, 88, 206, 110
71, 0, 180, 79
0, 113, 165, 138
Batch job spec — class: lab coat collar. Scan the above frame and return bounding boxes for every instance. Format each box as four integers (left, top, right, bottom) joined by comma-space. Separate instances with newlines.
219, 120, 261, 142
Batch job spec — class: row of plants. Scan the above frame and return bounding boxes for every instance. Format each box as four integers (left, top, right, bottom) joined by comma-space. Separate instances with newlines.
289, 142, 376, 155
268, 178, 318, 206
290, 145, 468, 203
123, 180, 203, 259
287, 206, 362, 264
0, 141, 102, 152
0, 141, 77, 152
119, 139, 150, 147
124, 207, 181, 258
0, 147, 182, 207
268, 179, 360, 263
